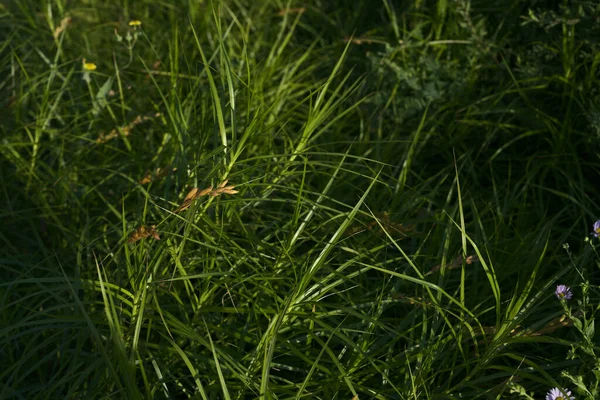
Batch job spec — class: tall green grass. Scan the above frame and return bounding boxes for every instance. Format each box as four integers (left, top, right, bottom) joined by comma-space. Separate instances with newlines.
2, 0, 600, 399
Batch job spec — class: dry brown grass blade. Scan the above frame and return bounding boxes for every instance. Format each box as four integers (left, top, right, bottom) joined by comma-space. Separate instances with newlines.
198, 187, 213, 197
139, 167, 177, 185
209, 181, 238, 197
174, 186, 215, 212
128, 225, 160, 243
174, 182, 238, 212
53, 16, 72, 39
174, 199, 194, 213
344, 36, 376, 45
139, 173, 153, 185
183, 188, 199, 201
220, 188, 239, 195
96, 112, 161, 144
426, 254, 479, 276
527, 313, 575, 336
144, 60, 162, 79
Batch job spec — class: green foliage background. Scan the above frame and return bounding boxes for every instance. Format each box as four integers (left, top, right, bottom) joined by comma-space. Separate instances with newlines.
2, 0, 600, 399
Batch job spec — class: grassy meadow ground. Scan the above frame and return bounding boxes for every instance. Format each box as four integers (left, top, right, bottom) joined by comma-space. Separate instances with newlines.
2, 0, 600, 399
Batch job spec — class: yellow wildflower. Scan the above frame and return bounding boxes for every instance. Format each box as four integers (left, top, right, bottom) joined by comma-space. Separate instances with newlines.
83, 62, 97, 71
128, 20, 142, 27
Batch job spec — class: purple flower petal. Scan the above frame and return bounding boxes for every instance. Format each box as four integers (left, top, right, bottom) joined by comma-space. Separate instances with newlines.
555, 285, 573, 300
593, 220, 600, 237
546, 387, 574, 400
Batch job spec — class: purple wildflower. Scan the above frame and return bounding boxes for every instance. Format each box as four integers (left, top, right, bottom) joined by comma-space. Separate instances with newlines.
555, 285, 573, 300
593, 220, 600, 237
546, 387, 574, 400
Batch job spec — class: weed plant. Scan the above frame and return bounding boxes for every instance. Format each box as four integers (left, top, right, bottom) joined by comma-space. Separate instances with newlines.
2, 0, 600, 399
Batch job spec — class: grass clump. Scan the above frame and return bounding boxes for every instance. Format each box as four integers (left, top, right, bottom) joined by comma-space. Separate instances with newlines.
2, 0, 600, 399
